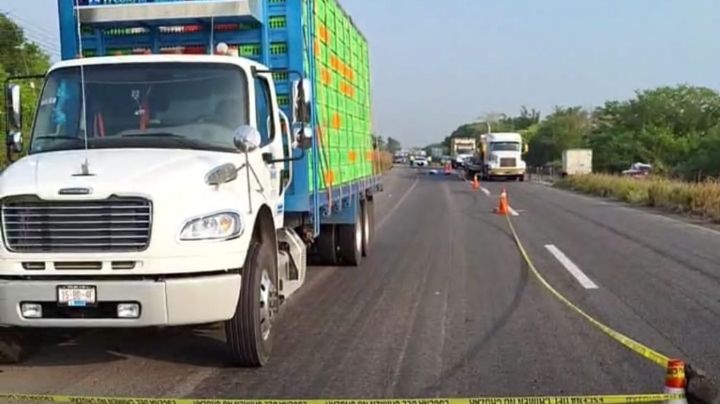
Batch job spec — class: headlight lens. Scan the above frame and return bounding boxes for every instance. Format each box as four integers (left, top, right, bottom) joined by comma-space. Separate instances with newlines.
180, 212, 242, 241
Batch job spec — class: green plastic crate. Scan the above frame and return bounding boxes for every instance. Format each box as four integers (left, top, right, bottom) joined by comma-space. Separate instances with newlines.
310, 0, 372, 189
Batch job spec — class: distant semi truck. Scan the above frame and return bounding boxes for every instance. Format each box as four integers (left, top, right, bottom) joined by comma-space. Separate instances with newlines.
562, 149, 593, 176
465, 133, 527, 181
450, 138, 476, 169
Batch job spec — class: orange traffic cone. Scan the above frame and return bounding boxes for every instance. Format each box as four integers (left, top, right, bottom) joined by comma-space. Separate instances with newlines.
494, 188, 509, 215
664, 359, 687, 404
444, 162, 452, 175
471, 175, 480, 190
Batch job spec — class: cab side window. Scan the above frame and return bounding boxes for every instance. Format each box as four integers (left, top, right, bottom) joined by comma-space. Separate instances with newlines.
254, 76, 275, 146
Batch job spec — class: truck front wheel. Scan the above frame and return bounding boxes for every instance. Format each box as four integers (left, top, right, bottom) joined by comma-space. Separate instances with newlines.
0, 330, 32, 364
225, 241, 277, 367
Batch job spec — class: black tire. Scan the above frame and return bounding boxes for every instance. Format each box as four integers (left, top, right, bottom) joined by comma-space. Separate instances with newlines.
337, 205, 362, 266
519, 175, 525, 182
361, 198, 374, 257
225, 241, 277, 367
309, 224, 338, 266
0, 330, 33, 364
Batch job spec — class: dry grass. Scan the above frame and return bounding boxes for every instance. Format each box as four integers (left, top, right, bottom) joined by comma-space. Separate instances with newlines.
555, 174, 720, 222
375, 151, 394, 174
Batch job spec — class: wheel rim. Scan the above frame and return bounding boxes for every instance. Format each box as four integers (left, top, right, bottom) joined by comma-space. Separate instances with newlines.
355, 213, 362, 254
363, 206, 370, 246
258, 268, 274, 341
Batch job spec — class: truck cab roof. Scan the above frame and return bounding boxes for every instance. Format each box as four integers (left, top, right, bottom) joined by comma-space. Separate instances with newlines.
482, 132, 523, 142
48, 54, 260, 73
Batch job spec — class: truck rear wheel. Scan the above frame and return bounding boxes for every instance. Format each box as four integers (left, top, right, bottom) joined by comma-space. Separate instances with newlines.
225, 241, 277, 367
361, 198, 373, 257
309, 224, 338, 266
337, 206, 362, 266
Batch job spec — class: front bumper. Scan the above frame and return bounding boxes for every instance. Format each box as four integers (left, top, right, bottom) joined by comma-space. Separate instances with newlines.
489, 168, 525, 177
0, 272, 241, 327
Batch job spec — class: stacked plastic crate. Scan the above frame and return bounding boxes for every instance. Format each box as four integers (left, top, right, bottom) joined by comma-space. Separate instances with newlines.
313, 0, 372, 190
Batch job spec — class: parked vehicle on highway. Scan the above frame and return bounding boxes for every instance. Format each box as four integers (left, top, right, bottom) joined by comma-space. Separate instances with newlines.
562, 149, 593, 176
0, 0, 380, 367
450, 137, 476, 169
466, 133, 527, 181
413, 156, 429, 167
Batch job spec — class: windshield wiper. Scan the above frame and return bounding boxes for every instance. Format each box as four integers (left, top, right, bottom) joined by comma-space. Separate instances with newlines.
33, 135, 84, 141
119, 132, 185, 138
117, 132, 234, 152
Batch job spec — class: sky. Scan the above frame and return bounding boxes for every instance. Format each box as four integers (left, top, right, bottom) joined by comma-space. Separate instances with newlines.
3, 0, 720, 147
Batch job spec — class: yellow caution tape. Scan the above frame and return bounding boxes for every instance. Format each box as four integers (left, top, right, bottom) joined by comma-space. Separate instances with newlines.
0, 393, 685, 404
505, 216, 671, 368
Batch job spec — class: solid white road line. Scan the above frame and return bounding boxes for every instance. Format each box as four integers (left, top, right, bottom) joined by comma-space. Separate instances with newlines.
481, 187, 491, 196
544, 244, 599, 289
508, 206, 520, 216
375, 176, 419, 231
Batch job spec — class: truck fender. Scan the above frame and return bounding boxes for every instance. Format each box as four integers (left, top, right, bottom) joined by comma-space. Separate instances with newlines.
251, 205, 278, 258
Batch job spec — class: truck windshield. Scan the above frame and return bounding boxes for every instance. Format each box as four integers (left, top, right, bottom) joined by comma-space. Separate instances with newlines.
30, 63, 249, 154
456, 148, 474, 155
490, 142, 520, 151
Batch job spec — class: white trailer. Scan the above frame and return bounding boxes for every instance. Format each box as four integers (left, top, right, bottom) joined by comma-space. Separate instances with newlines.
562, 149, 593, 176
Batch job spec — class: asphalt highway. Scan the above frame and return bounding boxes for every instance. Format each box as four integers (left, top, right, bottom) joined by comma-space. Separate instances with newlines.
1, 166, 718, 400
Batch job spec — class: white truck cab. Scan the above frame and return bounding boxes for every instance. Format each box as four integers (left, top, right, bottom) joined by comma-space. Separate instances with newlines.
479, 133, 528, 181
0, 54, 308, 366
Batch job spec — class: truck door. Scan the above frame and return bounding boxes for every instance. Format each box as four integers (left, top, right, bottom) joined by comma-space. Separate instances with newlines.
254, 73, 286, 227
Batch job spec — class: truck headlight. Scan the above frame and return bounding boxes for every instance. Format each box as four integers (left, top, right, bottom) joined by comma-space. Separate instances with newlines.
180, 212, 243, 241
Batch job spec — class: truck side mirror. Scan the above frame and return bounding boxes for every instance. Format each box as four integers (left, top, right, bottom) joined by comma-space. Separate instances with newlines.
523, 144, 529, 154
6, 84, 22, 132
5, 84, 23, 156
294, 127, 312, 150
292, 78, 312, 124
233, 125, 261, 153
8, 132, 23, 154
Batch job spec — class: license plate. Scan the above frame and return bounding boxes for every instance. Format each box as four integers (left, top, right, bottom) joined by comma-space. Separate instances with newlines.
57, 285, 96, 307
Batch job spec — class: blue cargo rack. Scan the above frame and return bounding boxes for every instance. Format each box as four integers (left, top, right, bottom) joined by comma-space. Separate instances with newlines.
57, 0, 381, 236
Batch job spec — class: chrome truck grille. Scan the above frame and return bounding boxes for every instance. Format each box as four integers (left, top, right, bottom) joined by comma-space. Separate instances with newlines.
1, 197, 152, 253
500, 158, 517, 167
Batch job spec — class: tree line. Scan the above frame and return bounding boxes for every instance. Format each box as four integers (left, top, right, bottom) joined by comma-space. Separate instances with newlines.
441, 85, 720, 179
373, 135, 401, 153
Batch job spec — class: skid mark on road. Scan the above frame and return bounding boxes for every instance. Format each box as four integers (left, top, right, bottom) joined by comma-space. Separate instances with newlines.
544, 244, 598, 289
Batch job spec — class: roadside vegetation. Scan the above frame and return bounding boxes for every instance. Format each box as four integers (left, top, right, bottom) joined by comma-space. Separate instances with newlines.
556, 174, 720, 222
441, 86, 720, 181
375, 151, 393, 173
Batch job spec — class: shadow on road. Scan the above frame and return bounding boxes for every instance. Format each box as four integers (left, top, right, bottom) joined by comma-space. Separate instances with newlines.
22, 324, 232, 368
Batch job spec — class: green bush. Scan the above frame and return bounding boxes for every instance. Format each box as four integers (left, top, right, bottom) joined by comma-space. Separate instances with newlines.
555, 174, 720, 222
